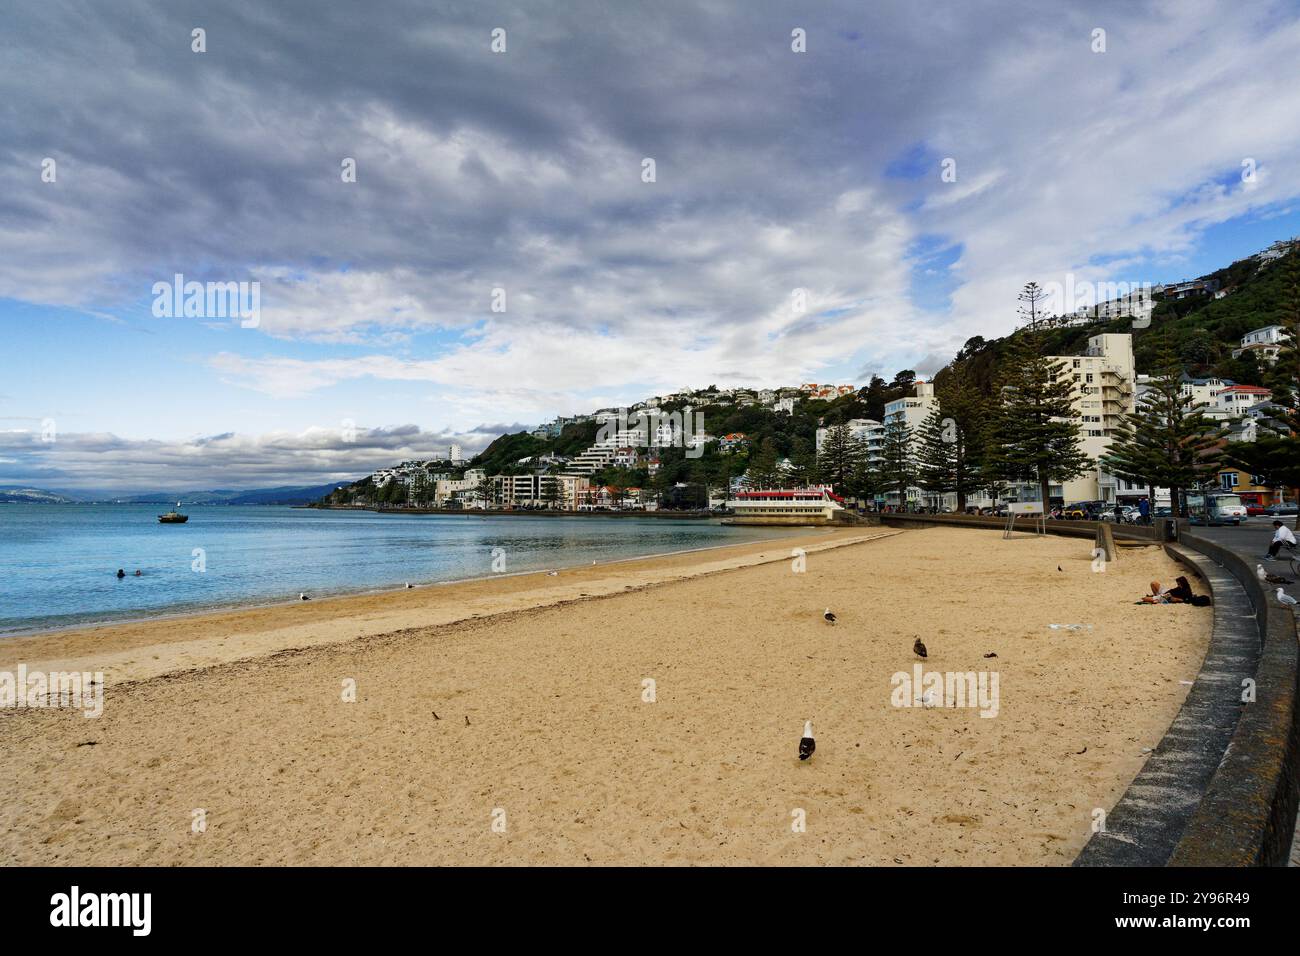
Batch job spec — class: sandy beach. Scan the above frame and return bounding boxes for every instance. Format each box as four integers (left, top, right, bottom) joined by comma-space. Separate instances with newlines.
0, 525, 1210, 866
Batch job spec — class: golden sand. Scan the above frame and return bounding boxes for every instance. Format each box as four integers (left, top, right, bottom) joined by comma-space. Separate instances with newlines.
0, 526, 1209, 865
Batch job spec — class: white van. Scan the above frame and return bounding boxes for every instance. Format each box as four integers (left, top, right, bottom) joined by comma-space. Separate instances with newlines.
1187, 492, 1247, 526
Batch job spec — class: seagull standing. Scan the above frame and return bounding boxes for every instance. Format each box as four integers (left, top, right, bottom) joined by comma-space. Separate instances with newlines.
823, 608, 837, 624
405, 582, 414, 589
798, 721, 815, 761
1257, 564, 1268, 582
913, 637, 928, 659
299, 593, 310, 601
1278, 588, 1298, 608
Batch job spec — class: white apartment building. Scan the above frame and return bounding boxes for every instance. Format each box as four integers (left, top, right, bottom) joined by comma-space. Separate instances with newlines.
882, 382, 939, 507
489, 473, 590, 509
1072, 289, 1155, 327
815, 418, 885, 463
433, 468, 487, 507
1057, 333, 1136, 504
884, 380, 938, 434
1231, 325, 1287, 364
994, 333, 1137, 506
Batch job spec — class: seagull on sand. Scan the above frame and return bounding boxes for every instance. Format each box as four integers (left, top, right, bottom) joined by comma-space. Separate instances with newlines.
798, 721, 815, 761
546, 570, 558, 577
913, 637, 928, 659
299, 593, 310, 601
1278, 588, 1298, 608
823, 608, 837, 624
405, 582, 414, 589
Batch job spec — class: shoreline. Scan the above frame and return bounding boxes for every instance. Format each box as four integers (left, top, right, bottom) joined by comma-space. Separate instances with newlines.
0, 527, 887, 688
0, 524, 815, 642
0, 526, 1211, 866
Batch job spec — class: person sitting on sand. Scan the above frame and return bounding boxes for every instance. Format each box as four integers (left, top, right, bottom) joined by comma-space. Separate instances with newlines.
1138, 576, 1204, 605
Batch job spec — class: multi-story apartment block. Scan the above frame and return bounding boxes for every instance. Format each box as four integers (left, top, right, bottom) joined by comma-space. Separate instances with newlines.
489, 473, 590, 509
815, 418, 885, 463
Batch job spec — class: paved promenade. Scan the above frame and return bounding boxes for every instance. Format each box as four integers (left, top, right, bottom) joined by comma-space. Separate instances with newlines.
1180, 519, 1299, 866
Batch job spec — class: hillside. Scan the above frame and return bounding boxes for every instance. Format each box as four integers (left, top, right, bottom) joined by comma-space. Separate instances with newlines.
0, 487, 77, 504
319, 239, 1298, 506
948, 243, 1298, 396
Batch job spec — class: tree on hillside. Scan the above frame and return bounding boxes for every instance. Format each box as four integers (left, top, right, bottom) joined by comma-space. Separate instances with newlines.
878, 415, 914, 507
1223, 251, 1300, 526
1018, 281, 1052, 331
914, 369, 984, 512
982, 331, 1091, 507
816, 423, 865, 491
859, 374, 889, 421
1102, 343, 1225, 517
746, 438, 783, 489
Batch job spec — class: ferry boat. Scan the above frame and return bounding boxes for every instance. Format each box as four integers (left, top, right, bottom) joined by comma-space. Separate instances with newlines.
724, 486, 845, 521
158, 501, 189, 523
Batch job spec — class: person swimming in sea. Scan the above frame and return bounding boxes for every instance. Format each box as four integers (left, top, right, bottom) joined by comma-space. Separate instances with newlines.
116, 568, 126, 579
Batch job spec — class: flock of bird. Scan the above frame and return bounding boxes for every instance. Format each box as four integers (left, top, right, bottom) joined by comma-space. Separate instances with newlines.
1255, 564, 1299, 607
803, 607, 932, 761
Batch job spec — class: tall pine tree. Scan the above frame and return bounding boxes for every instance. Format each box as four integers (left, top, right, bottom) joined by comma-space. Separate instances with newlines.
915, 367, 984, 511
879, 415, 914, 507
983, 330, 1091, 507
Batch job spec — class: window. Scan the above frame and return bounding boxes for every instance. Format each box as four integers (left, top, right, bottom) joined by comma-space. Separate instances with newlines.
1221, 472, 1238, 490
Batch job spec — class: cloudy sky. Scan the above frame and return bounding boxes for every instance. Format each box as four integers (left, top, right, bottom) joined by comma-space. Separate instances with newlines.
3, 0, 1300, 493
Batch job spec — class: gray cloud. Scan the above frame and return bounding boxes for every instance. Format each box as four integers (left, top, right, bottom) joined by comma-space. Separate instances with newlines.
3, 0, 1300, 486
0, 425, 488, 493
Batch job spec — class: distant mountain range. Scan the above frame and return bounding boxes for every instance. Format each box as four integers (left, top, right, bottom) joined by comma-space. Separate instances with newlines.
0, 482, 358, 506
0, 487, 79, 504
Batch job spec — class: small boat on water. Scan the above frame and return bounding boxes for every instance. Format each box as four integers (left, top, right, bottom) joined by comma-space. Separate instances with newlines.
158, 501, 189, 523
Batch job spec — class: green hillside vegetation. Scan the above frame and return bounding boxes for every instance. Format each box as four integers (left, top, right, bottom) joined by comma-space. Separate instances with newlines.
319, 242, 1297, 508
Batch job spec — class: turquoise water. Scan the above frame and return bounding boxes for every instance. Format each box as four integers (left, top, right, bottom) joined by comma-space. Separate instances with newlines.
0, 504, 803, 636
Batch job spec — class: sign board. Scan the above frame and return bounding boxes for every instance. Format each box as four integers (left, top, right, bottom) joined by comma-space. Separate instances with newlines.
1009, 502, 1044, 515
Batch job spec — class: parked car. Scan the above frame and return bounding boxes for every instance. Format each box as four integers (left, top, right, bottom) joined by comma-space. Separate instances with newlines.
1061, 500, 1106, 520
1264, 502, 1299, 517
